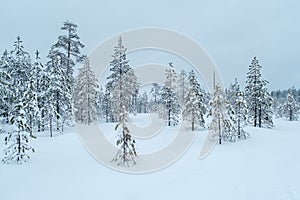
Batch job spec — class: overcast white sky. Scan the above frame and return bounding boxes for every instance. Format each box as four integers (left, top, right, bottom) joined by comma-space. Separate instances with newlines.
0, 0, 299, 90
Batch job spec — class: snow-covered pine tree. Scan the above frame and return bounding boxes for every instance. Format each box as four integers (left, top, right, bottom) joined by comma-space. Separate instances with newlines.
112, 106, 137, 167
73, 57, 99, 125
2, 100, 34, 164
245, 57, 273, 128
160, 63, 181, 126
278, 93, 300, 121
106, 37, 138, 121
52, 21, 85, 88
183, 70, 206, 131
208, 85, 234, 144
50, 21, 85, 127
177, 69, 188, 107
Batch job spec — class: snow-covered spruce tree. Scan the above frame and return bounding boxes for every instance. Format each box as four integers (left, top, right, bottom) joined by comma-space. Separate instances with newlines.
45, 49, 67, 133
73, 57, 99, 125
225, 102, 240, 142
95, 85, 104, 120
23, 73, 38, 137
72, 77, 82, 122
123, 68, 139, 114
278, 93, 300, 121
177, 69, 188, 107
2, 100, 34, 164
226, 79, 248, 139
41, 71, 58, 137
104, 37, 138, 166
272, 88, 300, 117
50, 21, 85, 126
3, 36, 38, 134
183, 70, 206, 131
38, 62, 52, 133
32, 51, 45, 132
106, 37, 138, 121
208, 85, 235, 144
234, 91, 248, 139
21, 50, 44, 136
150, 83, 161, 103
112, 106, 137, 167
8, 37, 31, 121
160, 63, 180, 126
149, 83, 161, 112
101, 87, 114, 123
142, 91, 149, 113
226, 78, 240, 106
0, 50, 12, 122
271, 90, 283, 116
41, 100, 57, 137
260, 88, 274, 128
137, 91, 149, 113
10, 36, 31, 91
245, 57, 273, 128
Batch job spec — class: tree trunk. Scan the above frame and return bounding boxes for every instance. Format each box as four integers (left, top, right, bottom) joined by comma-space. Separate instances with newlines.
56, 91, 60, 131
122, 117, 126, 164
218, 116, 222, 145
88, 94, 91, 125
237, 105, 241, 138
37, 118, 40, 132
17, 132, 21, 154
61, 120, 64, 133
5, 110, 9, 123
254, 101, 257, 127
67, 30, 71, 86
258, 104, 262, 128
50, 116, 53, 137
238, 118, 241, 139
192, 110, 195, 131
29, 115, 33, 137
41, 110, 45, 132
105, 108, 108, 123
168, 103, 171, 127
192, 118, 194, 131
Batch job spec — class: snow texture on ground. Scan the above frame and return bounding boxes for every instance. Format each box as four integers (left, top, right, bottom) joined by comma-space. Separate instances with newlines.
0, 116, 299, 200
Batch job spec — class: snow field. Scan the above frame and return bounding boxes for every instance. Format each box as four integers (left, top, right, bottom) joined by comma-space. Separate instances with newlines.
0, 117, 299, 200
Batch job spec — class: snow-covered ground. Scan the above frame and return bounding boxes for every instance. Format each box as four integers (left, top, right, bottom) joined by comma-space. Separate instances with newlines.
0, 116, 299, 200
